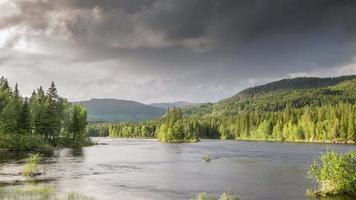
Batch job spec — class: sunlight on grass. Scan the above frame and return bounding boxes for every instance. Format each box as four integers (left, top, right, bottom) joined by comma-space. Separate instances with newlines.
22, 153, 42, 177
0, 186, 95, 200
203, 154, 212, 162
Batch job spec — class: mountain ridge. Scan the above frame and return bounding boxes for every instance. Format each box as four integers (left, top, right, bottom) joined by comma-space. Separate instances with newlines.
149, 101, 199, 109
74, 98, 166, 122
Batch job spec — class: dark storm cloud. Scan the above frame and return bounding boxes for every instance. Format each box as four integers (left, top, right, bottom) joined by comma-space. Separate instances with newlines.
0, 0, 355, 102
4, 0, 356, 48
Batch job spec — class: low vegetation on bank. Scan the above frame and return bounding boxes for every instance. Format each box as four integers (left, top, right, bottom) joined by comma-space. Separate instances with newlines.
192, 193, 239, 200
0, 77, 92, 150
0, 186, 94, 200
307, 151, 356, 197
22, 153, 42, 177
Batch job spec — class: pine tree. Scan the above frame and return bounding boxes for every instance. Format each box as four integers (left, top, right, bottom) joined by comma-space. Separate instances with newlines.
18, 98, 32, 134
70, 105, 88, 146
347, 111, 355, 141
43, 82, 63, 142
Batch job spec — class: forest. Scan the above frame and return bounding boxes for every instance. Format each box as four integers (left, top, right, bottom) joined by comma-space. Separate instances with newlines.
0, 77, 91, 150
89, 77, 356, 143
90, 103, 355, 143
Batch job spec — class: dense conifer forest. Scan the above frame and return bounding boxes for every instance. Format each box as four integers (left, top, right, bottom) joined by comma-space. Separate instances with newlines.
89, 76, 356, 143
0, 77, 91, 150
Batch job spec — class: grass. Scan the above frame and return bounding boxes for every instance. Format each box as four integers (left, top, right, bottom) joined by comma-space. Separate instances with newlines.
203, 154, 212, 162
22, 153, 42, 177
0, 187, 94, 200
0, 186, 53, 200
307, 150, 356, 197
192, 193, 239, 200
66, 192, 95, 200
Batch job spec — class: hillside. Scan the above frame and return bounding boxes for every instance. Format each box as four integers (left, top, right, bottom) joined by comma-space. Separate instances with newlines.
149, 101, 198, 109
184, 75, 356, 117
75, 99, 166, 122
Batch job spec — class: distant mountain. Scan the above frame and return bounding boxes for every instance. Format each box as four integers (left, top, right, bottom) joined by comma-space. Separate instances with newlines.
74, 99, 166, 122
184, 75, 356, 117
149, 101, 199, 109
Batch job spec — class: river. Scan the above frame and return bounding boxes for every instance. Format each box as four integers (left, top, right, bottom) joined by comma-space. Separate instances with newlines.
0, 138, 355, 200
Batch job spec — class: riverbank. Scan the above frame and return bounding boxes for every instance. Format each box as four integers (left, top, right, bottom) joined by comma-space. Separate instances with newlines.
103, 136, 356, 145
235, 138, 356, 144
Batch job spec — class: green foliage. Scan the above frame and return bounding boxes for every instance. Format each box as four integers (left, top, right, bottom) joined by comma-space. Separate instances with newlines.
96, 102, 356, 143
203, 154, 212, 162
185, 76, 356, 116
0, 187, 94, 200
157, 107, 199, 143
70, 105, 89, 147
0, 77, 91, 150
0, 134, 50, 151
307, 151, 356, 196
107, 121, 159, 138
85, 76, 356, 144
87, 123, 110, 137
23, 153, 42, 177
66, 192, 95, 200
0, 186, 53, 200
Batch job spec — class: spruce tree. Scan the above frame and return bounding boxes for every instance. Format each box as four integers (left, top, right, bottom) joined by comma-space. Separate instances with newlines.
18, 98, 32, 134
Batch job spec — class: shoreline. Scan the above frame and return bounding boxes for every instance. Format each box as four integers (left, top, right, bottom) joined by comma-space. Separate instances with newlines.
102, 137, 356, 145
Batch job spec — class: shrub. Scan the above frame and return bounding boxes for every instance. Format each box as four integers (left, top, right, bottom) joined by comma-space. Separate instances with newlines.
307, 151, 356, 196
23, 153, 42, 177
203, 154, 212, 162
0, 134, 50, 151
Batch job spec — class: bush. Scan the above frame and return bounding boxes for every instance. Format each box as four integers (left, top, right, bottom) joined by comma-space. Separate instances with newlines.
0, 134, 50, 151
203, 154, 212, 162
307, 151, 356, 196
23, 153, 42, 177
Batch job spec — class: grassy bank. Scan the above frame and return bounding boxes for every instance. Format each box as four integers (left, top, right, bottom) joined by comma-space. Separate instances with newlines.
0, 186, 94, 200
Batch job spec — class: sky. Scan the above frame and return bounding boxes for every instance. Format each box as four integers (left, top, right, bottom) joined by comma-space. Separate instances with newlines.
0, 0, 355, 104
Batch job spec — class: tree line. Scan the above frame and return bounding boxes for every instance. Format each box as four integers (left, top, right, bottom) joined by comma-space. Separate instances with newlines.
0, 77, 90, 150
90, 103, 355, 143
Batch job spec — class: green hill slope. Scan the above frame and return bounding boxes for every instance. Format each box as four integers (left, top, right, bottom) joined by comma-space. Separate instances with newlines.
75, 99, 166, 122
185, 75, 356, 117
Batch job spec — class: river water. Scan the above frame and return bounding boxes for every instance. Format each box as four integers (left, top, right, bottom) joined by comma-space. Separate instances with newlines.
0, 138, 355, 200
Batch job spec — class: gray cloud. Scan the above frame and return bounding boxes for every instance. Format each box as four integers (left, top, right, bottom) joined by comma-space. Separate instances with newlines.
0, 0, 355, 103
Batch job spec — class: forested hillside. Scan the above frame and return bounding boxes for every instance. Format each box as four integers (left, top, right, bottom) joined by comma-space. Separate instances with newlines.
76, 99, 166, 122
92, 76, 356, 143
0, 77, 90, 150
184, 75, 356, 117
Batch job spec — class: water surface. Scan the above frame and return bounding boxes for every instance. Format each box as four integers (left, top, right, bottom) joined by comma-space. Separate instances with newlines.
1, 138, 355, 200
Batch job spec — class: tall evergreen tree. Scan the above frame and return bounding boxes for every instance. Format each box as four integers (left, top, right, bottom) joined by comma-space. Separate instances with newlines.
18, 98, 32, 134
